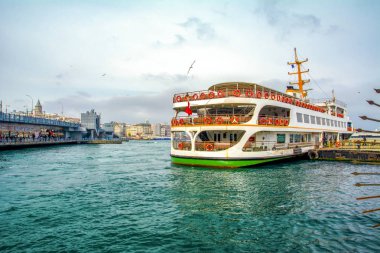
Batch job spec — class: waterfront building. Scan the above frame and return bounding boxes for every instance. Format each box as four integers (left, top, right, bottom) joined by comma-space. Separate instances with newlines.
81, 109, 101, 139
161, 124, 171, 137
102, 122, 116, 139
152, 123, 162, 136
114, 122, 127, 138
125, 124, 137, 138
124, 121, 153, 139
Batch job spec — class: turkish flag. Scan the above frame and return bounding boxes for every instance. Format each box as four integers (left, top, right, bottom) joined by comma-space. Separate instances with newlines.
185, 101, 192, 116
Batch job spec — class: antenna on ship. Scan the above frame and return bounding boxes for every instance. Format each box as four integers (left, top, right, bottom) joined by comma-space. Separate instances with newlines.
287, 48, 310, 100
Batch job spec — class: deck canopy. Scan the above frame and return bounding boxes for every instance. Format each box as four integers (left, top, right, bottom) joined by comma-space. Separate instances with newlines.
208, 82, 259, 91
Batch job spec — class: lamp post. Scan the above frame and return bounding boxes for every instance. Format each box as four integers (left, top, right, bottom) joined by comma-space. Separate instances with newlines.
23, 105, 29, 116
26, 95, 33, 115
5, 105, 10, 114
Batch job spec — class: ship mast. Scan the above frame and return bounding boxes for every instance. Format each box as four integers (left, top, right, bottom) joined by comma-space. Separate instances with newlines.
287, 48, 310, 100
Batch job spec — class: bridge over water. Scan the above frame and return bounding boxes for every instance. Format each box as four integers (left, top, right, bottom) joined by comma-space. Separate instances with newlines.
0, 112, 83, 141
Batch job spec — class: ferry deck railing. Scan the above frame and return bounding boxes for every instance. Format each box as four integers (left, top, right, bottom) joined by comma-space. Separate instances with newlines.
171, 114, 252, 126
257, 115, 290, 126
243, 141, 315, 152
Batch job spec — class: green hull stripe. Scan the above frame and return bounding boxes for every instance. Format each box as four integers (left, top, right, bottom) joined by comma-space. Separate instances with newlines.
171, 156, 287, 168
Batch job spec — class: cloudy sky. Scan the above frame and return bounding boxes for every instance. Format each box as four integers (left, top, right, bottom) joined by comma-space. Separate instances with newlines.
1, 0, 379, 129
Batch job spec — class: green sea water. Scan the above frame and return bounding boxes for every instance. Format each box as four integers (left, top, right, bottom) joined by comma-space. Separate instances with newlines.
0, 141, 379, 252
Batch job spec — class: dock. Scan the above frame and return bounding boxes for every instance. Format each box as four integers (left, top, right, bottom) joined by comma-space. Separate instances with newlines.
309, 141, 380, 164
87, 139, 122, 144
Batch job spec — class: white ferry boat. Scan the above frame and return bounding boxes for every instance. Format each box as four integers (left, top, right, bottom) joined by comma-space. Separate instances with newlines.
170, 49, 354, 168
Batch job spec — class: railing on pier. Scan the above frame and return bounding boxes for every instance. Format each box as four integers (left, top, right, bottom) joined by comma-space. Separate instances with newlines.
0, 138, 77, 145
327, 140, 380, 150
0, 112, 80, 128
171, 114, 252, 126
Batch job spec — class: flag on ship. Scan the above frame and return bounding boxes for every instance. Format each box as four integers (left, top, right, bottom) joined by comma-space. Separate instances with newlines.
185, 101, 192, 115
291, 64, 295, 68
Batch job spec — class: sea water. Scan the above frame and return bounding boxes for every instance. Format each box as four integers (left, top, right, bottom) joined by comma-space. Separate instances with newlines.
0, 141, 379, 252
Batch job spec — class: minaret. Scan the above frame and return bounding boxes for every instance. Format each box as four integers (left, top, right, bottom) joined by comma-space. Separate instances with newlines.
287, 48, 310, 100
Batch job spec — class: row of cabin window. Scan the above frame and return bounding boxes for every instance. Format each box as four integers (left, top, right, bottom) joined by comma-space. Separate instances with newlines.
277, 133, 312, 144
296, 113, 346, 128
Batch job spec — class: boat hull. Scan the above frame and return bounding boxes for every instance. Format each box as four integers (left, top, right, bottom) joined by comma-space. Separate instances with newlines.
171, 155, 294, 168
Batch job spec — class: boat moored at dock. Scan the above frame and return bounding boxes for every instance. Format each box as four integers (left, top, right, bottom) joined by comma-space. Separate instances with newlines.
170, 49, 354, 168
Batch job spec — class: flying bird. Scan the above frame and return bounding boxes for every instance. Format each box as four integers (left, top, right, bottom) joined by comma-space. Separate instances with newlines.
187, 60, 196, 76
102, 73, 106, 76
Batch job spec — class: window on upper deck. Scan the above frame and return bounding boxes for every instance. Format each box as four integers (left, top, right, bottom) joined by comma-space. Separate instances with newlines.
322, 118, 326, 125
296, 113, 303, 123
326, 119, 330, 126
310, 116, 316, 124
316, 117, 321, 125
303, 114, 310, 123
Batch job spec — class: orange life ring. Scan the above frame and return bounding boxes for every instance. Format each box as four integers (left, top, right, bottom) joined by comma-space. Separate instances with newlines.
259, 117, 267, 125
256, 91, 262, 98
264, 92, 269, 99
200, 93, 206, 100
277, 95, 282, 101
267, 118, 273, 125
284, 119, 289, 125
208, 92, 215, 99
205, 143, 214, 151
280, 118, 284, 125
245, 89, 254, 97
192, 94, 199, 100
230, 116, 239, 124
270, 93, 276, 100
171, 119, 179, 126
281, 96, 286, 103
275, 119, 280, 125
335, 141, 341, 148
233, 89, 241, 97
175, 96, 182, 102
217, 90, 225, 98
215, 116, 223, 124
178, 142, 184, 150
204, 117, 212, 124
179, 118, 185, 125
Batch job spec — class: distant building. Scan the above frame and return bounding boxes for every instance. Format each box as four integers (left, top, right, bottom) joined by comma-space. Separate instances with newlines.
125, 121, 152, 139
102, 122, 116, 139
152, 123, 162, 136
33, 99, 43, 116
152, 123, 170, 137
125, 125, 137, 137
161, 124, 170, 137
81, 109, 101, 139
114, 122, 127, 137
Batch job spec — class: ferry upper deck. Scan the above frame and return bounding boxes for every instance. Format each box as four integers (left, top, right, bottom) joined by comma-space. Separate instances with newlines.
171, 82, 352, 133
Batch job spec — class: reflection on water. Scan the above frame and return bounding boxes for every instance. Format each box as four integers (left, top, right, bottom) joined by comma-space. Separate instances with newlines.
0, 141, 379, 252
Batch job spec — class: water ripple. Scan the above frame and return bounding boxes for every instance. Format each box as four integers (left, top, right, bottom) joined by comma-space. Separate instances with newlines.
0, 141, 379, 252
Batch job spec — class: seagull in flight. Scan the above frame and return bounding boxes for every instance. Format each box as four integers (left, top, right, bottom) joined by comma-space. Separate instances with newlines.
102, 73, 106, 76
187, 60, 196, 76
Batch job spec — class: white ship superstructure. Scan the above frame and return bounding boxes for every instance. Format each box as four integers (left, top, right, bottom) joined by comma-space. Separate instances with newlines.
170, 49, 353, 168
